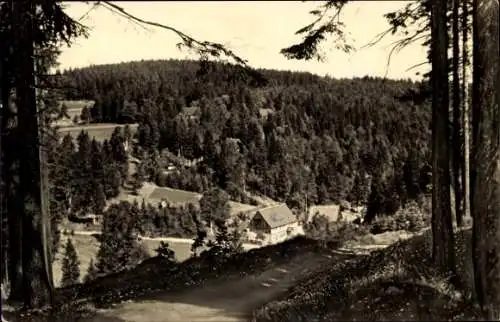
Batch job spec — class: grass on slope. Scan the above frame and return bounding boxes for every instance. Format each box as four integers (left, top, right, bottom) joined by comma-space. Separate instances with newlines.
57, 123, 138, 143
252, 227, 480, 321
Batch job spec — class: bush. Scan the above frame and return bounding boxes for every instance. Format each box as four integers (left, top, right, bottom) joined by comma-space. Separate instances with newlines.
155, 241, 176, 262
131, 242, 151, 264
370, 201, 430, 235
329, 221, 371, 245
304, 213, 370, 246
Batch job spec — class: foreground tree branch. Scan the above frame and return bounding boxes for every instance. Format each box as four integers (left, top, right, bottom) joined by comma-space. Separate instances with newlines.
280, 0, 353, 61
99, 1, 249, 66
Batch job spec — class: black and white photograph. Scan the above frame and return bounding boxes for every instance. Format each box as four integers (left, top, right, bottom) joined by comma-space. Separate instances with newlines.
1, 0, 499, 321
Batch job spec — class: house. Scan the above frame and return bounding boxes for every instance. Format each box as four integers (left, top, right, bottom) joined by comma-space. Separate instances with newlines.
258, 108, 274, 120
246, 203, 300, 245
179, 106, 200, 120
69, 213, 101, 225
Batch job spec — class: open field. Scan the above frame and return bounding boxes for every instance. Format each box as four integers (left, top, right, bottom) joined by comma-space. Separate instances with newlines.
52, 234, 195, 288
110, 182, 257, 217
57, 123, 138, 142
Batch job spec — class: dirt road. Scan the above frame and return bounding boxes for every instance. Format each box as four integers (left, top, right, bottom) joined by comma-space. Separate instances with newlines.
97, 252, 338, 322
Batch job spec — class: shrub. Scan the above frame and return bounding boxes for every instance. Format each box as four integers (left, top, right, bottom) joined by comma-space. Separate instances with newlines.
370, 201, 430, 235
329, 221, 371, 245
304, 213, 370, 246
127, 242, 150, 267
155, 241, 176, 262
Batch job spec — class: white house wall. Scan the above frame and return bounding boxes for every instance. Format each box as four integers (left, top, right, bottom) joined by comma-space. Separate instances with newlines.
269, 222, 301, 245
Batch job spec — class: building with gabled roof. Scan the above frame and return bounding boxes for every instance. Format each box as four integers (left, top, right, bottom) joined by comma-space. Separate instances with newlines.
246, 203, 301, 245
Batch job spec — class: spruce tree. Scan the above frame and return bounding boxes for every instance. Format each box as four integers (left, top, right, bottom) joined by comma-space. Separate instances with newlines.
83, 258, 98, 283
132, 162, 146, 194
92, 183, 106, 214
72, 131, 92, 211
90, 139, 105, 185
80, 106, 90, 123
61, 238, 80, 287
96, 203, 143, 275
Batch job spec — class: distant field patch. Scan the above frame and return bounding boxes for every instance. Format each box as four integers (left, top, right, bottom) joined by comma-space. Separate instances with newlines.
115, 184, 257, 216
228, 201, 257, 216
57, 123, 138, 142
148, 187, 201, 206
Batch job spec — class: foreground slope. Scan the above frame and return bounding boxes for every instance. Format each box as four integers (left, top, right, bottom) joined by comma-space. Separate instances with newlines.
253, 228, 478, 321
97, 251, 346, 322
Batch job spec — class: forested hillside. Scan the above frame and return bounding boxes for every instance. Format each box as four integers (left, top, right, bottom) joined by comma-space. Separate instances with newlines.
60, 59, 431, 219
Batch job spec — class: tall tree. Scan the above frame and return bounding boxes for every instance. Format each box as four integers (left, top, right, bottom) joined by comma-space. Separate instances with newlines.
0, 0, 85, 308
471, 0, 500, 318
60, 238, 80, 287
96, 203, 143, 275
199, 188, 230, 234
430, 0, 455, 273
451, 0, 464, 226
83, 258, 98, 284
13, 0, 54, 307
462, 0, 471, 221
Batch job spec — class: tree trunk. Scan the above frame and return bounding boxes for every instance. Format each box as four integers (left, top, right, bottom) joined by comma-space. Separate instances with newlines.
462, 0, 471, 222
13, 0, 54, 309
471, 0, 500, 318
430, 0, 456, 273
1, 96, 24, 303
1, 1, 24, 304
452, 0, 463, 227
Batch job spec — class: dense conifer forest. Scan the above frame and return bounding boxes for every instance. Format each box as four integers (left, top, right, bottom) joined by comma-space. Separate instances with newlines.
58, 59, 431, 219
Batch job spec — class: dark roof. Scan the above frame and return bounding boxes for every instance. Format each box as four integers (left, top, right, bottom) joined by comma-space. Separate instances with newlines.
180, 106, 200, 116
147, 187, 201, 206
251, 204, 297, 229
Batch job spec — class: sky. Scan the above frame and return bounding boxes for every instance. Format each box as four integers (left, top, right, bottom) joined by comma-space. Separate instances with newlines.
59, 1, 428, 81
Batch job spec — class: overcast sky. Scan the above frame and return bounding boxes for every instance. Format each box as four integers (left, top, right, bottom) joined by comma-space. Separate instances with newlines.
59, 1, 428, 80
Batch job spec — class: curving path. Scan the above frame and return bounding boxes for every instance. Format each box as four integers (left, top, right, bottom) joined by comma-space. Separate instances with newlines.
96, 252, 338, 322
